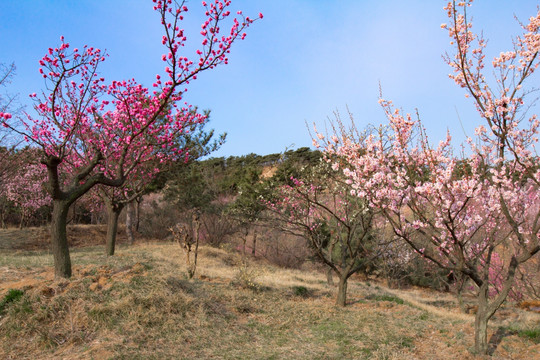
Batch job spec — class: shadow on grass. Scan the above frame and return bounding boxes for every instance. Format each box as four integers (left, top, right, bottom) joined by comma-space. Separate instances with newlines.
488, 327, 516, 356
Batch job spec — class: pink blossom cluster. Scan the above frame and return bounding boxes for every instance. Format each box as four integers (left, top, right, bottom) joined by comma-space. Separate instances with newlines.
153, 0, 261, 89
5, 163, 50, 215
0, 112, 12, 121
264, 172, 364, 236
482, 251, 525, 301
443, 0, 540, 166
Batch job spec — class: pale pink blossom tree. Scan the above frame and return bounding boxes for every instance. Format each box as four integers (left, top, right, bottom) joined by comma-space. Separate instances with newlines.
2, 0, 261, 278
264, 162, 380, 307
5, 162, 50, 228
315, 1, 540, 354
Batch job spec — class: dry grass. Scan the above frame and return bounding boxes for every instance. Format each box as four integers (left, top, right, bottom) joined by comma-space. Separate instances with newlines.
0, 224, 130, 252
0, 239, 539, 359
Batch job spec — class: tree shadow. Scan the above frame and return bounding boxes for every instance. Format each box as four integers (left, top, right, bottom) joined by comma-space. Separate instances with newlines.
488, 327, 516, 356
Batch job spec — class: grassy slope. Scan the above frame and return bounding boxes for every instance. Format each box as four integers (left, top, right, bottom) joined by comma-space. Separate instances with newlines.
0, 241, 539, 359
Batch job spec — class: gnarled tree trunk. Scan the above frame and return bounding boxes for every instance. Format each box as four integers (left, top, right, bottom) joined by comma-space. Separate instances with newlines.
51, 200, 72, 278
474, 283, 490, 355
472, 254, 524, 355
336, 274, 348, 307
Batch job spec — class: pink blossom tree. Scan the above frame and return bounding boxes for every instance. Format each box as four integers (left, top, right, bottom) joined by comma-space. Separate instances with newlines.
2, 0, 261, 278
0, 147, 44, 227
264, 161, 380, 306
95, 92, 205, 256
315, 1, 540, 354
5, 162, 50, 228
100, 109, 225, 256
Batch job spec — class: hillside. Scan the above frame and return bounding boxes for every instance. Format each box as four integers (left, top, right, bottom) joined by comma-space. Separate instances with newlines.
0, 228, 539, 359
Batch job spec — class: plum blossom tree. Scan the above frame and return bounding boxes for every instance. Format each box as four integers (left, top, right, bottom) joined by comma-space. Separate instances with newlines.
95, 99, 205, 256
5, 162, 50, 228
2, 0, 261, 278
315, 0, 540, 354
100, 109, 225, 256
264, 161, 379, 307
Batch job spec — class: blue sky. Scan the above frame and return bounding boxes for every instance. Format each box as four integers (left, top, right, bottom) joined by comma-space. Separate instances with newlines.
1, 1, 539, 157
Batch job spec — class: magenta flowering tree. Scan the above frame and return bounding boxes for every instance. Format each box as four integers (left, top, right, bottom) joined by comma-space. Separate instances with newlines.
2, 0, 261, 278
95, 85, 206, 256
99, 108, 225, 256
315, 0, 540, 354
5, 162, 50, 228
264, 162, 379, 307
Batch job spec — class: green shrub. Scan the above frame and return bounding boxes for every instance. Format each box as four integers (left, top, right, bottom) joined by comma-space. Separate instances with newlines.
292, 285, 309, 298
366, 294, 404, 305
0, 289, 24, 315
518, 328, 540, 343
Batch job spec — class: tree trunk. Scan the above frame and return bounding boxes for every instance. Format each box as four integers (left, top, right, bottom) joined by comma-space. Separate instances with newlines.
474, 283, 490, 355
189, 213, 201, 279
185, 245, 193, 278
252, 232, 257, 256
327, 267, 334, 286
51, 200, 72, 278
19, 210, 26, 229
135, 197, 141, 231
471, 256, 521, 355
106, 205, 123, 256
126, 201, 135, 245
241, 226, 248, 256
456, 277, 468, 313
44, 152, 114, 279
336, 274, 348, 307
